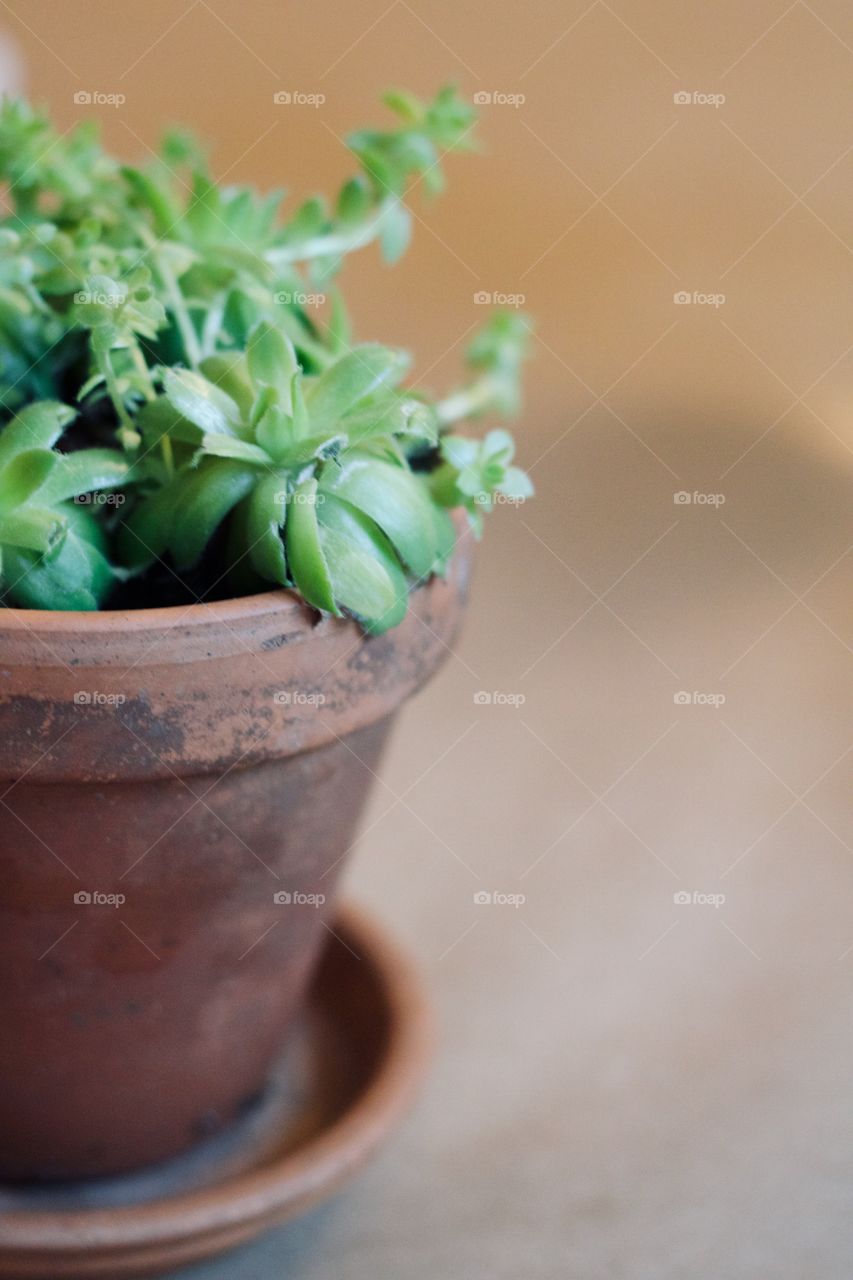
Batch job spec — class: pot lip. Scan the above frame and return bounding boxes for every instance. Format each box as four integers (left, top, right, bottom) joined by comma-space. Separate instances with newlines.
0, 584, 310, 635
0, 515, 472, 640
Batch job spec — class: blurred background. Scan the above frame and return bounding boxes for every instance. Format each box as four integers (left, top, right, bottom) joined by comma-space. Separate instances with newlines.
6, 1, 853, 1276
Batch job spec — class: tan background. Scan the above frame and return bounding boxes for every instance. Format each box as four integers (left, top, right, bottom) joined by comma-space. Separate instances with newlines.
7, 2, 853, 1276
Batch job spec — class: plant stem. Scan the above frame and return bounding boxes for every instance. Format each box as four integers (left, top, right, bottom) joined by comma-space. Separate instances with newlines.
436, 375, 501, 427
137, 225, 202, 369
265, 200, 392, 267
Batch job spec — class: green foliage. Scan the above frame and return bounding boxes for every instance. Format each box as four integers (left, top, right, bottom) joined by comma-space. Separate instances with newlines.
0, 89, 532, 628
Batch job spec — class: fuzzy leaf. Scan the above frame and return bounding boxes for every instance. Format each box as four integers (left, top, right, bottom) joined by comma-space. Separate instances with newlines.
169, 460, 257, 568
41, 449, 130, 503
197, 434, 271, 466
246, 320, 299, 399
245, 472, 287, 584
0, 401, 75, 466
0, 505, 65, 553
0, 448, 56, 509
317, 494, 408, 633
305, 346, 409, 424
321, 454, 437, 579
285, 476, 338, 615
162, 368, 242, 438
3, 504, 112, 610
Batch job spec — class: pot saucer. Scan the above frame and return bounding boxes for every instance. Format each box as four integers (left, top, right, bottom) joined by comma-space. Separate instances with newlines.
0, 903, 431, 1278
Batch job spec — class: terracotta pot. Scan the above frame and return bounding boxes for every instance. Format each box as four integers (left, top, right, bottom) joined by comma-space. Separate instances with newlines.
0, 533, 471, 1180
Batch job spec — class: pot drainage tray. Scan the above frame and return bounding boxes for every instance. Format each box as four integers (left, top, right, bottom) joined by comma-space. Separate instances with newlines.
0, 903, 431, 1278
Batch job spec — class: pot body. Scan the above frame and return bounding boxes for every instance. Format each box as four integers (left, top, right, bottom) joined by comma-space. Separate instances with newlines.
0, 535, 470, 1178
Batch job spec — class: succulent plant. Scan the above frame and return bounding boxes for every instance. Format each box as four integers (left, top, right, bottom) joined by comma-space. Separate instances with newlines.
0, 88, 532, 631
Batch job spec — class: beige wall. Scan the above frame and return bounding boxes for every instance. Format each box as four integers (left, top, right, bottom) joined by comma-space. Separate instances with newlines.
10, 0, 853, 464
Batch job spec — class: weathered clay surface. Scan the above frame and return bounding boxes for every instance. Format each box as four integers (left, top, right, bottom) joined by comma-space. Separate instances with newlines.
0, 905, 432, 1277
0, 535, 470, 1178
0, 527, 472, 783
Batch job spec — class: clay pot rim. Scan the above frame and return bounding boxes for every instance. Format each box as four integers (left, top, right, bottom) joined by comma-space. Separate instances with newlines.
0, 902, 432, 1260
0, 514, 471, 648
0, 583, 316, 635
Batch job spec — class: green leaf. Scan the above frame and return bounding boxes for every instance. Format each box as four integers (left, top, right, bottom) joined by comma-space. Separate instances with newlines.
199, 352, 254, 417
498, 466, 534, 500
3, 504, 112, 610
378, 199, 411, 264
431, 504, 457, 574
162, 367, 242, 438
336, 177, 370, 225
0, 505, 66, 553
41, 449, 130, 503
117, 482, 177, 570
197, 434, 271, 466
245, 472, 287, 584
0, 401, 75, 467
169, 460, 257, 568
137, 397, 205, 448
0, 448, 56, 509
327, 288, 352, 354
305, 345, 409, 423
285, 476, 338, 615
254, 403, 294, 461
382, 89, 425, 125
317, 494, 408, 633
246, 320, 299, 398
321, 454, 437, 579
